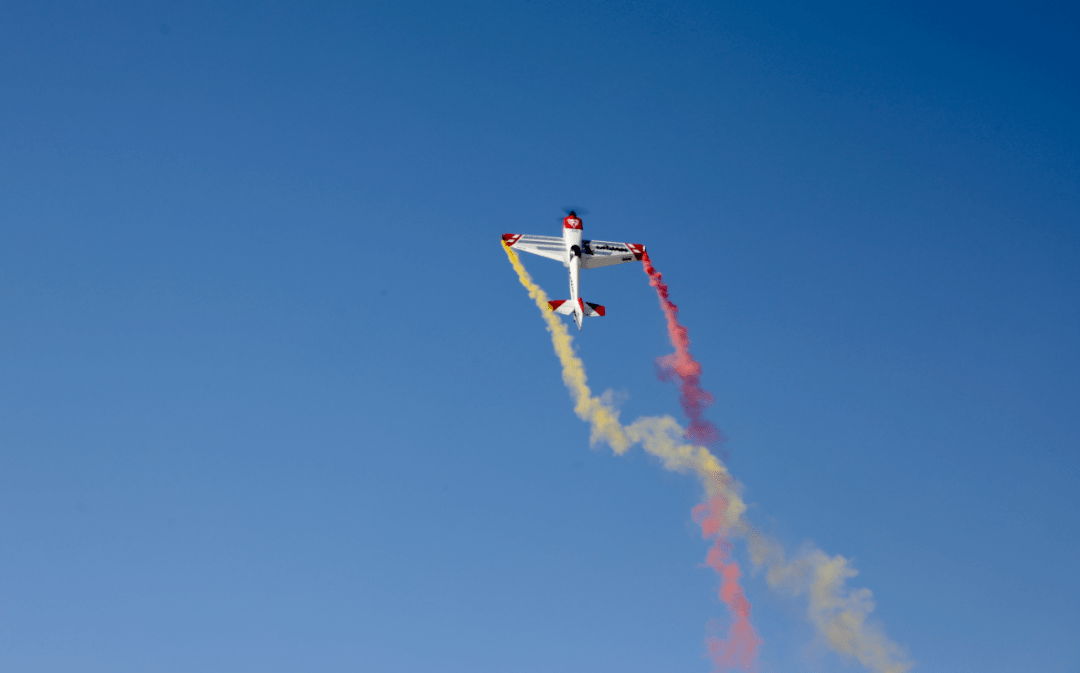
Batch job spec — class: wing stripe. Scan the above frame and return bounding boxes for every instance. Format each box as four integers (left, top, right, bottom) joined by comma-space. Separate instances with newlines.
580, 239, 646, 269
503, 233, 566, 263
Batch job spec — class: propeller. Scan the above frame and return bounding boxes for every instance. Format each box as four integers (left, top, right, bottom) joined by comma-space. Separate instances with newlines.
562, 206, 589, 217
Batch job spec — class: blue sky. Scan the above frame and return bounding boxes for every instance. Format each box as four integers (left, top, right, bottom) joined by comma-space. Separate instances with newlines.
1, 1, 1078, 671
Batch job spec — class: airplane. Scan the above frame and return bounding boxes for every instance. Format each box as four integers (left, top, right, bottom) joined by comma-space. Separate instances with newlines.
503, 211, 646, 330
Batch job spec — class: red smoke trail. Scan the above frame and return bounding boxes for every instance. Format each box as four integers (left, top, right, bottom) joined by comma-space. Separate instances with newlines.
641, 252, 723, 448
643, 252, 760, 670
693, 490, 762, 670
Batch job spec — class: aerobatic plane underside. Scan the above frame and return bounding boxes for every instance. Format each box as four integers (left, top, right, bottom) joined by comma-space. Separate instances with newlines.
502, 212, 646, 331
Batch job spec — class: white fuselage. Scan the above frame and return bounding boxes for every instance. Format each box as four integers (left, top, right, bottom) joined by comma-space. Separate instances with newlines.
563, 220, 584, 330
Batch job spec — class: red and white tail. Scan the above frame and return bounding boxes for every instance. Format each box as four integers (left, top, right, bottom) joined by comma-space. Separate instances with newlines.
548, 299, 606, 317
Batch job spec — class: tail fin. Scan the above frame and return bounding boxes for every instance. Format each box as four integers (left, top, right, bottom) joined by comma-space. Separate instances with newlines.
548, 300, 606, 317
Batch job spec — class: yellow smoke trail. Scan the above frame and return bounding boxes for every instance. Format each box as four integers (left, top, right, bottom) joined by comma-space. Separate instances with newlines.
501, 241, 912, 673
501, 238, 632, 454
747, 539, 914, 673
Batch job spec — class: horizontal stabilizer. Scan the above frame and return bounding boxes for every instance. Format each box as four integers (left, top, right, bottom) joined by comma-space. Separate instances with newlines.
548, 299, 606, 317
548, 299, 575, 315
583, 301, 606, 317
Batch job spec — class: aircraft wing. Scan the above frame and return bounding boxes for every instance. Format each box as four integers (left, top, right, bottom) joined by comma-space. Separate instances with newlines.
502, 234, 565, 264
581, 240, 646, 269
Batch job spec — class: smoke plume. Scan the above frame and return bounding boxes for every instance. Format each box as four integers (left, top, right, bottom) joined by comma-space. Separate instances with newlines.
502, 241, 911, 673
